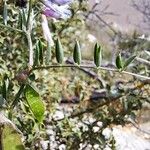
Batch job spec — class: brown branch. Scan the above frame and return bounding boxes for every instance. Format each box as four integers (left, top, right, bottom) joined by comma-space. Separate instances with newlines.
66, 59, 106, 87
66, 79, 150, 118
69, 94, 123, 118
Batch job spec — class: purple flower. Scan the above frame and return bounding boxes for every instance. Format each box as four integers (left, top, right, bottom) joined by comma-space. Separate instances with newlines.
43, 0, 72, 19
41, 14, 54, 46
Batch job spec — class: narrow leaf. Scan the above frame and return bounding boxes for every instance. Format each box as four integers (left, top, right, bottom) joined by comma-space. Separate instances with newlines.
38, 40, 44, 65
73, 40, 81, 65
94, 43, 102, 67
116, 53, 123, 69
22, 9, 27, 28
55, 38, 64, 64
3, 0, 7, 25
34, 43, 40, 66
25, 84, 45, 122
18, 10, 23, 30
123, 55, 136, 69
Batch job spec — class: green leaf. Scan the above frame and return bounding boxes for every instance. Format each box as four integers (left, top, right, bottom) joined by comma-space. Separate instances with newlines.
18, 10, 23, 30
34, 40, 44, 66
34, 42, 40, 66
73, 40, 81, 65
0, 113, 25, 150
2, 125, 25, 150
116, 53, 123, 69
123, 55, 136, 70
21, 9, 27, 28
55, 38, 64, 64
3, 0, 7, 25
38, 40, 44, 65
94, 43, 102, 67
25, 84, 45, 122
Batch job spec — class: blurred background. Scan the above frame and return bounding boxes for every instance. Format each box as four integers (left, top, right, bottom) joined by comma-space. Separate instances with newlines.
0, 0, 150, 149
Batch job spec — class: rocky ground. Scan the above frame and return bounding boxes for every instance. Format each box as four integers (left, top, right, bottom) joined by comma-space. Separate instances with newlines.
86, 1, 150, 149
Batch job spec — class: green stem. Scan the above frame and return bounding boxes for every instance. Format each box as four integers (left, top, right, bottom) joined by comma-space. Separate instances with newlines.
26, 31, 33, 66
25, 0, 34, 67
26, 0, 32, 30
136, 57, 150, 66
33, 64, 150, 80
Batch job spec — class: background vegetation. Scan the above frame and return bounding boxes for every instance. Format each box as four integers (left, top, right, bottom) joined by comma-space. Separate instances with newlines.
0, 0, 149, 149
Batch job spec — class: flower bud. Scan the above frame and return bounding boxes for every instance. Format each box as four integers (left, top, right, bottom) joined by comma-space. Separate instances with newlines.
15, 69, 30, 84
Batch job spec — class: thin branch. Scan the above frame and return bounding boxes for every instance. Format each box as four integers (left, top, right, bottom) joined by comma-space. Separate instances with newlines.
69, 95, 123, 118
136, 57, 150, 66
144, 50, 150, 57
85, 2, 118, 35
129, 119, 150, 136
25, 0, 34, 67
33, 64, 150, 80
66, 59, 106, 87
65, 80, 150, 119
93, 13, 118, 35
26, 0, 32, 30
122, 70, 150, 80
25, 32, 33, 67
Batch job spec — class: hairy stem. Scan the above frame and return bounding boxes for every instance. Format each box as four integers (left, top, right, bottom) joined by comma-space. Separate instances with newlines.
25, 0, 34, 67
26, 0, 32, 30
26, 32, 33, 67
33, 64, 150, 80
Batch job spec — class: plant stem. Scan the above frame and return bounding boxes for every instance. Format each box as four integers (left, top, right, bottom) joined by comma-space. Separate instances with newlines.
26, 32, 34, 67
25, 0, 34, 67
33, 64, 150, 80
26, 0, 32, 30
136, 57, 150, 66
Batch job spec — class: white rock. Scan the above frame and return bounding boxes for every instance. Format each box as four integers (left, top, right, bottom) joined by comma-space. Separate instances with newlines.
53, 110, 64, 120
40, 140, 49, 150
59, 144, 66, 150
93, 126, 100, 133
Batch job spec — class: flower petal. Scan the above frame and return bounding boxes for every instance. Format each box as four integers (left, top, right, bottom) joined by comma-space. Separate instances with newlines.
41, 14, 54, 46
43, 0, 72, 19
43, 8, 61, 19
49, 0, 72, 5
